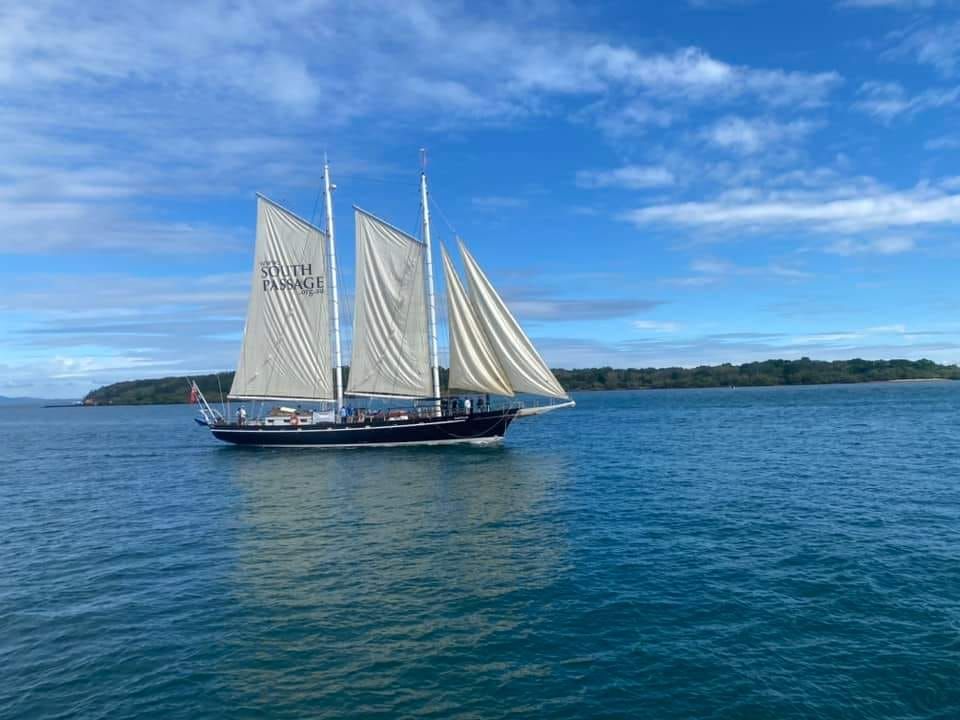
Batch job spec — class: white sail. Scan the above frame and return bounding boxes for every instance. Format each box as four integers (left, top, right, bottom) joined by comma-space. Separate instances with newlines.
230, 196, 333, 401
441, 245, 513, 397
347, 209, 433, 398
459, 240, 568, 400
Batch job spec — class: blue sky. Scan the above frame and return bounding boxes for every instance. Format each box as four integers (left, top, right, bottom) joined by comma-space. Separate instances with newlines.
3, 0, 960, 397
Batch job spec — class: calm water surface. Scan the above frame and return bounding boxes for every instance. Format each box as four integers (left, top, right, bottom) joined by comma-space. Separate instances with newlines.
2, 383, 959, 719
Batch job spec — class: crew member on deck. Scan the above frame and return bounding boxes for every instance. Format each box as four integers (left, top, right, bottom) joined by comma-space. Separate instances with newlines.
340, 405, 348, 424
237, 406, 247, 426
464, 397, 472, 416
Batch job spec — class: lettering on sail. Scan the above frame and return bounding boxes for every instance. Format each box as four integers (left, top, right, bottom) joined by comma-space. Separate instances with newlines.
260, 262, 325, 297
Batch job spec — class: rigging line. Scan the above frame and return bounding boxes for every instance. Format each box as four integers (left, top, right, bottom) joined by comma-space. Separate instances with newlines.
216, 373, 226, 417
428, 192, 458, 238
310, 180, 324, 228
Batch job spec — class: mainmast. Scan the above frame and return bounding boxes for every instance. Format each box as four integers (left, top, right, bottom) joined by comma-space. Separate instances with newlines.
324, 158, 344, 415
420, 149, 442, 416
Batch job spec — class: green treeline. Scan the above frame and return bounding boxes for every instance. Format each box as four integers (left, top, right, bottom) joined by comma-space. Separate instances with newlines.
84, 372, 236, 406
554, 357, 960, 391
83, 358, 959, 405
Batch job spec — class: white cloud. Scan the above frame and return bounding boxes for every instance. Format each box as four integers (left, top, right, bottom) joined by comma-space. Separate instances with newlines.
703, 116, 818, 154
623, 178, 960, 233
0, 1, 845, 256
0, 197, 243, 254
534, 328, 960, 371
504, 298, 662, 322
588, 100, 677, 137
577, 165, 676, 189
854, 80, 960, 121
888, 20, 960, 76
574, 45, 840, 107
0, 3, 843, 120
0, 271, 249, 396
925, 135, 960, 150
826, 236, 916, 255
691, 258, 736, 274
633, 320, 681, 332
838, 0, 940, 8
666, 257, 812, 285
47, 355, 182, 379
471, 196, 529, 209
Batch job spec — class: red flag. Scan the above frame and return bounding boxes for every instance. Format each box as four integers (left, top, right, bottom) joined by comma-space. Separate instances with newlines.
188, 385, 198, 404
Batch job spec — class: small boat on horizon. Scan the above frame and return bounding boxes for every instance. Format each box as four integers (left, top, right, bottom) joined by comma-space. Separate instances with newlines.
194, 153, 573, 448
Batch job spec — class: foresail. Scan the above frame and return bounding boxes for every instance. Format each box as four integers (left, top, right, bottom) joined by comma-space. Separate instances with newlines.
230, 196, 334, 401
459, 240, 568, 400
347, 209, 433, 398
441, 245, 513, 397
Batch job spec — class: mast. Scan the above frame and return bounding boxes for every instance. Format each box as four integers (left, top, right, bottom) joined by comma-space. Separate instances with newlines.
420, 149, 442, 416
324, 157, 344, 416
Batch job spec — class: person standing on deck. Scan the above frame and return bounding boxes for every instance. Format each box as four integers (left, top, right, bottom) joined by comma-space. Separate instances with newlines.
237, 406, 247, 426
340, 405, 348, 424
464, 397, 472, 416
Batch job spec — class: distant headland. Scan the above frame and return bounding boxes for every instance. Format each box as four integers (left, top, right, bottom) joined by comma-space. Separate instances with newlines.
80, 358, 960, 406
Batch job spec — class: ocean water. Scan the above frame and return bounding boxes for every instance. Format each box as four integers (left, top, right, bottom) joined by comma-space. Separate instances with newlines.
2, 382, 959, 719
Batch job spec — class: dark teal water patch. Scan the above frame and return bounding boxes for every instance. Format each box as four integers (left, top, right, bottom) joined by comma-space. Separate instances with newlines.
1, 383, 959, 719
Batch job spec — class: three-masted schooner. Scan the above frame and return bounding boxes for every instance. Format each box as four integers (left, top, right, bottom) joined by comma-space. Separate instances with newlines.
195, 157, 574, 447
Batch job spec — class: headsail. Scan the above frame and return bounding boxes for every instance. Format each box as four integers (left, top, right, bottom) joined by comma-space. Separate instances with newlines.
458, 240, 568, 399
347, 209, 433, 398
230, 196, 333, 401
441, 245, 513, 397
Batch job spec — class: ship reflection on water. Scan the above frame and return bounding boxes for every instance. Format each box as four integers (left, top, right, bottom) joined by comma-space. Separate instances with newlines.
215, 446, 573, 709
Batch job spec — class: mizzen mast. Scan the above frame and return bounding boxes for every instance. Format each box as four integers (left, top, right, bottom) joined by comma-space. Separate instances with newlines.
420, 149, 442, 417
323, 157, 344, 415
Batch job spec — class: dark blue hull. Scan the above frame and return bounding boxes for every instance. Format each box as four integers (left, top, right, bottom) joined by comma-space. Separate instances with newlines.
208, 409, 517, 448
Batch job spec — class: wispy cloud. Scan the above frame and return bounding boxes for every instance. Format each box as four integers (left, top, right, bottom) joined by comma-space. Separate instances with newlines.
665, 257, 813, 286
622, 177, 960, 234
887, 20, 960, 76
854, 80, 960, 121
0, 1, 845, 257
577, 165, 676, 189
535, 326, 960, 370
702, 116, 819, 154
633, 320, 681, 332
471, 196, 529, 209
838, 0, 940, 8
504, 298, 663, 322
826, 236, 916, 255
925, 135, 960, 150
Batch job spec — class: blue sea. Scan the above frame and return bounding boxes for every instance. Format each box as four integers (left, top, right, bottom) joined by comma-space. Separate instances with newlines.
2, 382, 959, 719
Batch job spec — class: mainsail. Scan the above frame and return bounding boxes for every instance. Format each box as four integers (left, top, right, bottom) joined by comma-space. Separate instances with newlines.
458, 240, 568, 399
441, 245, 513, 397
347, 209, 433, 398
230, 196, 334, 401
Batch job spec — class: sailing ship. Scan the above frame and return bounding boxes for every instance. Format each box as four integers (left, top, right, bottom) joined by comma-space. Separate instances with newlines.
194, 156, 574, 448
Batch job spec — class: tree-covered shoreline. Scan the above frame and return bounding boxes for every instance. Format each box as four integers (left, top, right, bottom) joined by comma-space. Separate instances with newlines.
81, 358, 960, 405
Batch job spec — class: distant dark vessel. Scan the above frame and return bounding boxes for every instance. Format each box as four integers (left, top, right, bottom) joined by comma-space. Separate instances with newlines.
43, 401, 85, 408
194, 154, 573, 448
